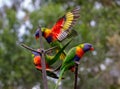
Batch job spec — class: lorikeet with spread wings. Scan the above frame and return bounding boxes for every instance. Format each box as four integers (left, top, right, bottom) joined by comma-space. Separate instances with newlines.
35, 7, 80, 60
55, 43, 94, 89
32, 40, 71, 79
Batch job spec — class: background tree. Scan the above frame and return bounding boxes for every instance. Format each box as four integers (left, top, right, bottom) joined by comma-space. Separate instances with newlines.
0, 0, 120, 89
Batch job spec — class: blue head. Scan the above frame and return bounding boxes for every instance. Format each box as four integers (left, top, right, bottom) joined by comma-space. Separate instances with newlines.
32, 51, 40, 56
35, 28, 47, 40
79, 43, 94, 52
35, 29, 39, 40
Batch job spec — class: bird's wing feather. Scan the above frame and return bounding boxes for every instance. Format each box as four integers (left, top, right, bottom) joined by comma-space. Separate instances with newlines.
62, 47, 76, 66
47, 39, 72, 65
51, 7, 80, 41
55, 68, 65, 89
36, 66, 60, 79
55, 48, 76, 89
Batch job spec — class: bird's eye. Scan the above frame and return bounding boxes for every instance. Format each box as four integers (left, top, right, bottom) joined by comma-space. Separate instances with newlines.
89, 45, 92, 47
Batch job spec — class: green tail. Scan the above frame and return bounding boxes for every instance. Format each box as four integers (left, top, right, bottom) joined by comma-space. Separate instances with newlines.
55, 68, 65, 89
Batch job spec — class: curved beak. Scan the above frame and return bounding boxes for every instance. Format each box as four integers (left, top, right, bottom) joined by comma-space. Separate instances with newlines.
90, 47, 94, 51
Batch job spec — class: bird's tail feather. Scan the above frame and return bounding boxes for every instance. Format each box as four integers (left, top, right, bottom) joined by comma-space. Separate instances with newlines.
54, 64, 61, 72
55, 68, 65, 89
48, 40, 71, 65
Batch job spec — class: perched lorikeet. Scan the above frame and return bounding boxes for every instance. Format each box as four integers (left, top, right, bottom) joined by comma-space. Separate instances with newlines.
55, 43, 94, 89
32, 51, 59, 79
35, 7, 80, 60
32, 40, 71, 79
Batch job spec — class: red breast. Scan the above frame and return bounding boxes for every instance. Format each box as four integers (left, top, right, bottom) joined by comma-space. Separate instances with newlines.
34, 56, 50, 69
34, 56, 41, 65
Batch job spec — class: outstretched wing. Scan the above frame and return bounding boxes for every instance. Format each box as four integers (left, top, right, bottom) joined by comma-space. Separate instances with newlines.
51, 7, 80, 41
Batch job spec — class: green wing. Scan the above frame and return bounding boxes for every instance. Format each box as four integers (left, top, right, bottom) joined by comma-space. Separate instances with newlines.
63, 47, 76, 63
46, 39, 72, 65
50, 40, 67, 59
61, 47, 76, 69
37, 69, 60, 79
46, 71, 59, 79
55, 48, 76, 89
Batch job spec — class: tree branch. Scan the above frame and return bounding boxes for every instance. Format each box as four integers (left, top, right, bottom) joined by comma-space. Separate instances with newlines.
38, 26, 48, 89
45, 46, 58, 53
74, 63, 78, 89
19, 42, 57, 54
19, 42, 41, 54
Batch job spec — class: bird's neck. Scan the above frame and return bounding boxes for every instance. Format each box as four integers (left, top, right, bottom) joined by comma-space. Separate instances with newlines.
46, 36, 53, 43
43, 29, 51, 38
76, 47, 84, 58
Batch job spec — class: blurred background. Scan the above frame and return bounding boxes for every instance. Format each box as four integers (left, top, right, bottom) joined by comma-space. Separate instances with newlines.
0, 0, 120, 89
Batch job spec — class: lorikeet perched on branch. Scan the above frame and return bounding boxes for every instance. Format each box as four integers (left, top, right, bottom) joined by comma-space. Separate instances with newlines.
32, 40, 71, 79
55, 43, 94, 89
32, 51, 59, 79
35, 7, 80, 60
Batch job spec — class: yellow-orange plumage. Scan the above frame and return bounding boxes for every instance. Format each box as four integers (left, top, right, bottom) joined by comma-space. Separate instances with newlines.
76, 47, 84, 58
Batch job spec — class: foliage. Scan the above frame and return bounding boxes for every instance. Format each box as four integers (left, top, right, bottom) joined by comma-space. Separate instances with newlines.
0, 0, 120, 89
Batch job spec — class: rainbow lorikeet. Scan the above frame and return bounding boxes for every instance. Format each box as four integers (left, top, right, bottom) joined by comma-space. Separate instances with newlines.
55, 43, 94, 89
35, 7, 80, 60
32, 51, 59, 79
32, 40, 71, 79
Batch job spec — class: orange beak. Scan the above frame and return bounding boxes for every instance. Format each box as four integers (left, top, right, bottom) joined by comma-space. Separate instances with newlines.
90, 47, 94, 51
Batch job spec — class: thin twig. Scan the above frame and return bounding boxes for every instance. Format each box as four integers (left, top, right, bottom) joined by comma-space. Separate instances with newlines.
74, 63, 78, 89
19, 42, 41, 53
38, 26, 48, 89
19, 42, 57, 54
45, 46, 58, 53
